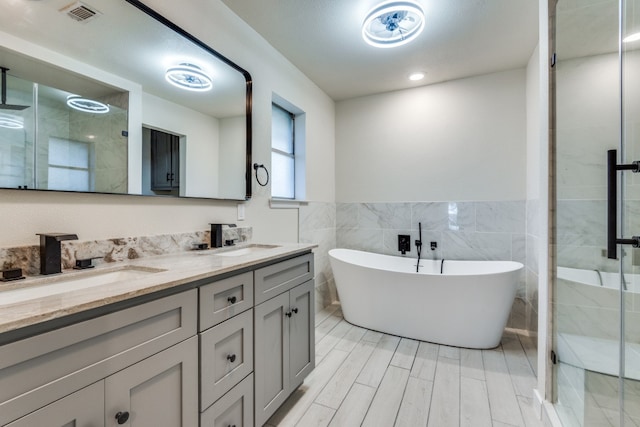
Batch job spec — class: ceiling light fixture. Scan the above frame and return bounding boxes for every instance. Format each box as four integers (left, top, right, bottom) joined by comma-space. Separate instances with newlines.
409, 72, 425, 81
0, 114, 23, 129
623, 32, 640, 43
362, 0, 425, 48
165, 63, 213, 92
66, 95, 110, 114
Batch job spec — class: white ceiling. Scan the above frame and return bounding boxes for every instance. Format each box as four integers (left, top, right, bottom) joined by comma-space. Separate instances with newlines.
221, 0, 540, 101
0, 0, 247, 118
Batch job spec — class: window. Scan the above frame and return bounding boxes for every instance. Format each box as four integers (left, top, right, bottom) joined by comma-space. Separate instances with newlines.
271, 103, 295, 199
47, 137, 94, 191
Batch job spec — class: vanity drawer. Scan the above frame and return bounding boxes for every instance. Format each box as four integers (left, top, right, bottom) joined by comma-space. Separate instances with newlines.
254, 253, 314, 304
200, 308, 253, 410
201, 373, 253, 427
199, 271, 253, 331
0, 289, 197, 426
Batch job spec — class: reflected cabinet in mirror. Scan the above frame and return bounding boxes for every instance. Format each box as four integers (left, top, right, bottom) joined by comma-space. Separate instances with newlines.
0, 0, 252, 200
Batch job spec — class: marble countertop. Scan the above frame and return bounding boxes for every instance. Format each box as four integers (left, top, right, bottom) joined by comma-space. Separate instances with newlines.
0, 243, 316, 335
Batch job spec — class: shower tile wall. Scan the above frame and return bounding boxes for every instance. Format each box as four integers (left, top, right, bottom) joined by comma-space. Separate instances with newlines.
299, 202, 337, 312
69, 106, 128, 194
336, 200, 537, 332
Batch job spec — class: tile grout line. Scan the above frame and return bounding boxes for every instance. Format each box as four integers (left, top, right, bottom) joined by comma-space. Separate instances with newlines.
424, 345, 441, 427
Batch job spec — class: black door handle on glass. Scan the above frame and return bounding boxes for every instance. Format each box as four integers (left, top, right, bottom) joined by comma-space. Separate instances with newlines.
607, 149, 640, 259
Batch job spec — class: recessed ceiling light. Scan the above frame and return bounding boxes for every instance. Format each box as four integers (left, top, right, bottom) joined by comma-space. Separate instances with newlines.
165, 63, 213, 92
0, 114, 23, 129
362, 1, 425, 48
66, 95, 110, 114
409, 72, 425, 81
623, 32, 640, 43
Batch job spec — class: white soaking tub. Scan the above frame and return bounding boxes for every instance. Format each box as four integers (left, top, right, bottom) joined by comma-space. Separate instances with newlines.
329, 248, 524, 349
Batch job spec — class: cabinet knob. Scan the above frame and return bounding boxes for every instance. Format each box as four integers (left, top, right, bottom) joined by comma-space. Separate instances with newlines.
292, 307, 299, 314
227, 296, 237, 304
115, 411, 130, 425
227, 354, 236, 363
285, 311, 292, 317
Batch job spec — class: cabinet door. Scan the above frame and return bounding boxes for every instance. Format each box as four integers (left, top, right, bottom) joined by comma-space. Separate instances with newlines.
150, 129, 173, 190
200, 309, 253, 410
254, 292, 290, 427
6, 381, 104, 427
289, 280, 315, 389
199, 271, 254, 331
104, 337, 198, 427
170, 135, 179, 187
200, 374, 253, 427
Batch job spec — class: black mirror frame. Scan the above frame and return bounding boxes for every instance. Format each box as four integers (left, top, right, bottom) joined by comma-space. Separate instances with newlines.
125, 0, 253, 200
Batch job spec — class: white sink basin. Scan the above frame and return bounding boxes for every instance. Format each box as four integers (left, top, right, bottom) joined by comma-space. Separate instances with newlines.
215, 244, 280, 257
0, 266, 165, 306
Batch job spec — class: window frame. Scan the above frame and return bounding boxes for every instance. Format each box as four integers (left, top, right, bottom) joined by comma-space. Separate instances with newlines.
47, 137, 95, 192
271, 102, 296, 200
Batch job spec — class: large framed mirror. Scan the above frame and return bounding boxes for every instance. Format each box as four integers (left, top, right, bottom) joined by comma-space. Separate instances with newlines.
0, 0, 252, 200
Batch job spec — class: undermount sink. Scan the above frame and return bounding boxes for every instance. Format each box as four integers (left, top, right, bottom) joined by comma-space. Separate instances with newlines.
0, 265, 166, 306
215, 244, 280, 257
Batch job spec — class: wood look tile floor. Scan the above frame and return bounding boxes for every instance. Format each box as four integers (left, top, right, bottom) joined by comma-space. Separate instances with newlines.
265, 304, 543, 427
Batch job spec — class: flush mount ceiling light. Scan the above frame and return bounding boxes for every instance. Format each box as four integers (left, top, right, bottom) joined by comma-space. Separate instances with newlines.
165, 63, 212, 92
0, 114, 23, 129
362, 0, 425, 48
623, 32, 640, 43
66, 95, 110, 114
409, 72, 425, 81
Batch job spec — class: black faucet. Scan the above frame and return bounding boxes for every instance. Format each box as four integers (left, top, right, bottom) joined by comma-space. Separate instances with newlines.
37, 233, 78, 275
210, 223, 236, 248
415, 222, 423, 273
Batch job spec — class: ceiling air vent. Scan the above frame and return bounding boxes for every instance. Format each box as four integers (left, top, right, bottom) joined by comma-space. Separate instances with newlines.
59, 1, 102, 23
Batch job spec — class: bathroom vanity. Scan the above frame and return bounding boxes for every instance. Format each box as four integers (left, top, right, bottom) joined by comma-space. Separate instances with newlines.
0, 245, 315, 427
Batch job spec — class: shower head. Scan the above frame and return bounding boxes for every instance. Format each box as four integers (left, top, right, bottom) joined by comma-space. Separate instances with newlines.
0, 67, 30, 111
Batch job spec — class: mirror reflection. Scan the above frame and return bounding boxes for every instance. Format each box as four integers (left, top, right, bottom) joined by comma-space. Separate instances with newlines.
0, 0, 251, 200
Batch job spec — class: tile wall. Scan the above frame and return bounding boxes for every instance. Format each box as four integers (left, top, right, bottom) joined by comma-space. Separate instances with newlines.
298, 202, 337, 312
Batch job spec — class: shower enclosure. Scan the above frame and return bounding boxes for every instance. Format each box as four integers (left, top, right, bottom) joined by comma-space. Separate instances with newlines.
0, 70, 128, 193
553, 0, 640, 425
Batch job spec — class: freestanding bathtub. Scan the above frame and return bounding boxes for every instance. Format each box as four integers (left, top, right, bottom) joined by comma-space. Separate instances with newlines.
329, 248, 524, 349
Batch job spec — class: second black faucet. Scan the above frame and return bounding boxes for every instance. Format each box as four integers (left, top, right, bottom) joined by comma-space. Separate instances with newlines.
210, 223, 237, 248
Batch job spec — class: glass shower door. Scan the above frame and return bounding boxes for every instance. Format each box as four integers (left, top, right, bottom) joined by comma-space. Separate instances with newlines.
621, 0, 640, 423
553, 0, 625, 425
0, 72, 34, 189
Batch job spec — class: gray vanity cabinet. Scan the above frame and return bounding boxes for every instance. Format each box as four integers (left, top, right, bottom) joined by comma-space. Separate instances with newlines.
105, 336, 198, 427
199, 272, 255, 427
254, 279, 314, 427
0, 290, 198, 427
5, 381, 104, 427
0, 251, 315, 427
288, 280, 315, 387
